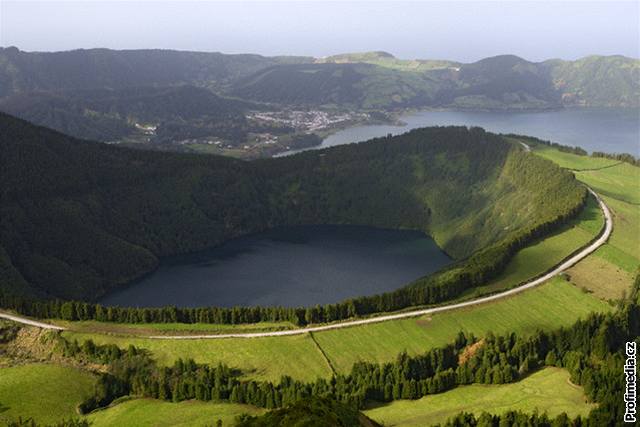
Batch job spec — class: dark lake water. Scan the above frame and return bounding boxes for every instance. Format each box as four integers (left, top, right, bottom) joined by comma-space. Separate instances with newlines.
282, 108, 640, 156
99, 225, 452, 308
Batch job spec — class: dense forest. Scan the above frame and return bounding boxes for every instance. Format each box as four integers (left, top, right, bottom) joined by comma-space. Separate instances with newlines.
0, 85, 254, 142
0, 113, 586, 321
33, 273, 640, 425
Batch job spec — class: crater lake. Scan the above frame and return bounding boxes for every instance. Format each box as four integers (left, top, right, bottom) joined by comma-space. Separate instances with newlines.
99, 225, 452, 308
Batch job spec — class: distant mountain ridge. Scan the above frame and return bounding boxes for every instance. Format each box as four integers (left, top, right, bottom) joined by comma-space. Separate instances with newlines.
0, 47, 637, 142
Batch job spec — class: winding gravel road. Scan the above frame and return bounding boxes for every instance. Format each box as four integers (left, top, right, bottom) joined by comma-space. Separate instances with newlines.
0, 189, 612, 339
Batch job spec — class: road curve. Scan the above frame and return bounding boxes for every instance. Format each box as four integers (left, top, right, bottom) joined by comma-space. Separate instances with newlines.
0, 311, 65, 330
0, 189, 612, 340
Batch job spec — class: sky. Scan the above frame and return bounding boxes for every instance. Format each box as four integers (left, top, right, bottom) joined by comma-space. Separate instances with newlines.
1, 1, 638, 62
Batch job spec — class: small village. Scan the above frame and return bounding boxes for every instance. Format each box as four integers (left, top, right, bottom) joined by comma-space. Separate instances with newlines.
247, 109, 371, 133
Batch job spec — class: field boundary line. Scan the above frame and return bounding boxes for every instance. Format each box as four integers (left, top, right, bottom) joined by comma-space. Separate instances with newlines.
309, 332, 337, 376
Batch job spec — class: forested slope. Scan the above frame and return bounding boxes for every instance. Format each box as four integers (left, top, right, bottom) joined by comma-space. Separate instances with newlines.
0, 85, 252, 142
0, 47, 310, 96
0, 113, 585, 311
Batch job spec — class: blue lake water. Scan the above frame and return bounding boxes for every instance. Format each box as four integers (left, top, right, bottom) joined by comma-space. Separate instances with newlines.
285, 108, 640, 156
100, 225, 452, 308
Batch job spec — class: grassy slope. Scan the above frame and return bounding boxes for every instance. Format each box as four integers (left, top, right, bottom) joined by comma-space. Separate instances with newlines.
364, 367, 595, 427
56, 320, 296, 336
62, 331, 333, 383
0, 363, 96, 424
313, 277, 610, 373
87, 399, 264, 427
532, 146, 639, 296
535, 148, 620, 170
577, 163, 640, 204
459, 194, 602, 298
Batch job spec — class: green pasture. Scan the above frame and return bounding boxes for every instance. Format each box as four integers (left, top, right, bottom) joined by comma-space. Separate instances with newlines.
364, 367, 595, 427
63, 331, 333, 383
87, 398, 264, 427
0, 363, 96, 425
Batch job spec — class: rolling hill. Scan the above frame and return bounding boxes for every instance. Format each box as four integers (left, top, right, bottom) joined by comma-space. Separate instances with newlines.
0, 48, 637, 116
0, 85, 251, 142
242, 52, 639, 109
0, 46, 310, 96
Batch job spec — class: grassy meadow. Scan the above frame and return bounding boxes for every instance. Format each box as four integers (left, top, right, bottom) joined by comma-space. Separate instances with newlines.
87, 399, 264, 427
56, 320, 296, 336
0, 364, 96, 425
364, 367, 595, 426
63, 330, 334, 382
534, 147, 620, 170
312, 277, 611, 373
531, 146, 639, 298
64, 277, 610, 379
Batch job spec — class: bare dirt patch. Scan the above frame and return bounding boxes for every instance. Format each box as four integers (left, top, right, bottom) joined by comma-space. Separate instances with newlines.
566, 257, 633, 301
458, 339, 485, 365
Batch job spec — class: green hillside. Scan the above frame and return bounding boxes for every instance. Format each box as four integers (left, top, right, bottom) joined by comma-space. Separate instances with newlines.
319, 51, 459, 72
364, 367, 594, 426
253, 52, 640, 109
546, 55, 640, 107
87, 399, 264, 427
0, 85, 251, 142
0, 46, 309, 97
0, 363, 97, 425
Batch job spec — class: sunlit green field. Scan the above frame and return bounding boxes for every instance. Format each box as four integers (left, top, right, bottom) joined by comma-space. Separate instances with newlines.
87, 399, 264, 427
0, 364, 96, 425
63, 330, 334, 382
531, 146, 639, 279
577, 162, 640, 204
313, 277, 611, 373
55, 320, 295, 336
364, 367, 595, 427
594, 196, 640, 273
65, 277, 611, 378
534, 146, 620, 170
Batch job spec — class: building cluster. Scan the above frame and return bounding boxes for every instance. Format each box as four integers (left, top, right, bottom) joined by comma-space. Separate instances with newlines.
248, 110, 369, 133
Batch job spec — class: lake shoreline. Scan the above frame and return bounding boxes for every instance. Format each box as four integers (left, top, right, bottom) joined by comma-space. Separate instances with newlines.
287, 107, 640, 157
